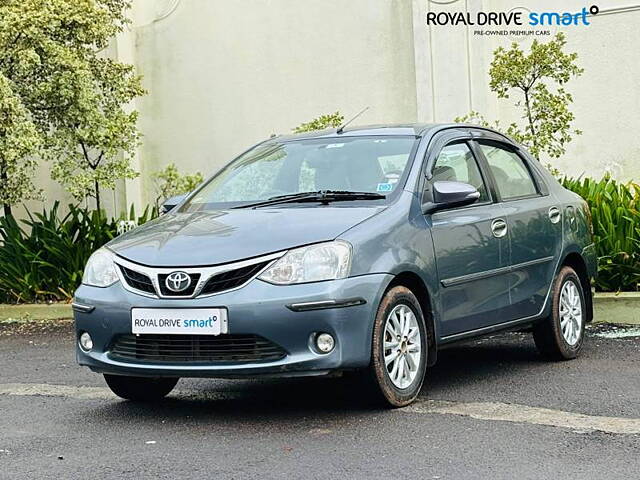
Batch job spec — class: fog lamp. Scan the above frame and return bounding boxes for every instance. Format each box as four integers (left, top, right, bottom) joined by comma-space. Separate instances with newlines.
315, 333, 335, 354
79, 332, 93, 352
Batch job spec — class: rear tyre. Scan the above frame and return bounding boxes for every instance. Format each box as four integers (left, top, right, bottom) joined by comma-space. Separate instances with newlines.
368, 286, 427, 407
104, 374, 179, 401
533, 266, 586, 360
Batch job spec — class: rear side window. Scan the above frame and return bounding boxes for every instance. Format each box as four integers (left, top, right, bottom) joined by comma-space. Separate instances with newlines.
479, 143, 537, 200
432, 143, 489, 202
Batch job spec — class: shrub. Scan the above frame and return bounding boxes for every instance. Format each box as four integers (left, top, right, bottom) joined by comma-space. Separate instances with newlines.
562, 176, 640, 292
1, 175, 637, 302
0, 202, 157, 303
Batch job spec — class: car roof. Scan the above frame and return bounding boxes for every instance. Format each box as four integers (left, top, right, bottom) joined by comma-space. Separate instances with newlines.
274, 123, 509, 142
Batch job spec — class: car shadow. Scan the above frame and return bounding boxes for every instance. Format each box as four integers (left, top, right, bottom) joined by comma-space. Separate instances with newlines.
83, 333, 550, 424
426, 332, 544, 393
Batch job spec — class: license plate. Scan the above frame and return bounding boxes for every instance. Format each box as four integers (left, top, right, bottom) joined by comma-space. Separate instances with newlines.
131, 308, 228, 335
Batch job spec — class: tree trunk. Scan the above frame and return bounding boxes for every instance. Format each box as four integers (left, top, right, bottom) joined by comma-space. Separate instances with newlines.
523, 88, 539, 159
0, 166, 11, 217
94, 180, 101, 214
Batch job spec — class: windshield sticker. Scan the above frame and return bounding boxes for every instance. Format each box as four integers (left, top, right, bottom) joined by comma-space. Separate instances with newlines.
376, 183, 393, 193
325, 143, 344, 149
385, 173, 400, 184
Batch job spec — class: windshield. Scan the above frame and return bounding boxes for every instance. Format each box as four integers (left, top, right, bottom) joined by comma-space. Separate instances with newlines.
181, 136, 419, 212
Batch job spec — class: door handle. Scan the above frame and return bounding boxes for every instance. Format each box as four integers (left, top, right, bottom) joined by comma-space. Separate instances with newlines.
491, 218, 508, 238
548, 206, 561, 224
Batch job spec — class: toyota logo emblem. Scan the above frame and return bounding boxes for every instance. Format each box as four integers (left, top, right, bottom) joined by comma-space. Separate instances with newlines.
165, 271, 191, 292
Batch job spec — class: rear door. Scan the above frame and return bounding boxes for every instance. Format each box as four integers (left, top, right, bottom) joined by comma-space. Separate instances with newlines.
474, 139, 561, 320
426, 133, 511, 337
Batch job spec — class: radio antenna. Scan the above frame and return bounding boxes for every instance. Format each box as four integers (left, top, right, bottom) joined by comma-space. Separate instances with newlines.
336, 107, 369, 134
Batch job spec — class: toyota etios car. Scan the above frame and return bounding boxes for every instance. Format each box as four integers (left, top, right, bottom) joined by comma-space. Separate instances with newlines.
74, 124, 596, 407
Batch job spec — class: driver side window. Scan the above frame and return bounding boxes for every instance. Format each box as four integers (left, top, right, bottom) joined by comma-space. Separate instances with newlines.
432, 142, 489, 202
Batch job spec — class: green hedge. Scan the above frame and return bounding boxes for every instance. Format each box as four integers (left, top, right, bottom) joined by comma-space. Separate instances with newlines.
0, 176, 638, 303
0, 203, 157, 303
562, 176, 640, 292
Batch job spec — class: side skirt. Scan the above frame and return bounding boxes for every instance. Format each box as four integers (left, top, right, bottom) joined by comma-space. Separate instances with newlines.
438, 314, 545, 345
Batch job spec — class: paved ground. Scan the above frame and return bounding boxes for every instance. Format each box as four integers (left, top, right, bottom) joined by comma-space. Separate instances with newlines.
1, 323, 639, 479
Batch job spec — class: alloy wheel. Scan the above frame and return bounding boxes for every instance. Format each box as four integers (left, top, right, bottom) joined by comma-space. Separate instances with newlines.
559, 279, 583, 346
383, 304, 422, 389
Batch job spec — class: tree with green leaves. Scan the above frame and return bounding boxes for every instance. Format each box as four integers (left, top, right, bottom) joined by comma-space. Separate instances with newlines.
0, 74, 42, 217
456, 33, 583, 160
0, 0, 145, 214
293, 112, 344, 133
152, 163, 204, 209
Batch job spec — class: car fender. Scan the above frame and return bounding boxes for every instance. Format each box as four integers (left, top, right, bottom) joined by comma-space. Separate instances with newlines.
339, 191, 442, 344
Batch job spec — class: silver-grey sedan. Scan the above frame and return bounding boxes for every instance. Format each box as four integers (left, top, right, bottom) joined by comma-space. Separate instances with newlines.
74, 124, 596, 407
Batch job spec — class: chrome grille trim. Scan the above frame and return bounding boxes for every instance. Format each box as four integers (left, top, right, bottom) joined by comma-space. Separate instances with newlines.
113, 251, 284, 299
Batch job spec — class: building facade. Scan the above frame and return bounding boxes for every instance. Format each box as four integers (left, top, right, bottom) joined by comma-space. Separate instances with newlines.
26, 0, 640, 216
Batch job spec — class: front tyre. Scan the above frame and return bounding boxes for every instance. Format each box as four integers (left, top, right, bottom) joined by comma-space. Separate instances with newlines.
533, 266, 586, 360
369, 286, 427, 407
104, 374, 179, 401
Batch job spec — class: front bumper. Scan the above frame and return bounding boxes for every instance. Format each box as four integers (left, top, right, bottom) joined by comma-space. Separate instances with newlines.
74, 274, 392, 378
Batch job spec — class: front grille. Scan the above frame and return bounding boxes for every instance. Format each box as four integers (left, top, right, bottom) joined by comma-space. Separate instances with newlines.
119, 266, 155, 295
116, 258, 272, 298
157, 273, 201, 297
200, 261, 270, 295
110, 334, 287, 363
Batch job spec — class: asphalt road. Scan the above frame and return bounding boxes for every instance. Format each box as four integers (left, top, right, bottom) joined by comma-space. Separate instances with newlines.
1, 323, 639, 479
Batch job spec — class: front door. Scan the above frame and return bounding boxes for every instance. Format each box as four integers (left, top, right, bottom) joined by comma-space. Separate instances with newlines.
427, 141, 511, 337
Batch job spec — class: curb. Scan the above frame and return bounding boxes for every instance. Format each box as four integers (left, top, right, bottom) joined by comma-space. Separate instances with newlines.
592, 292, 640, 325
0, 293, 638, 325
0, 303, 72, 322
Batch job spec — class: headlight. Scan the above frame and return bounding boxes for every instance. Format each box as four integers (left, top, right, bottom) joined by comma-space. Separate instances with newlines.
82, 248, 119, 287
258, 241, 352, 285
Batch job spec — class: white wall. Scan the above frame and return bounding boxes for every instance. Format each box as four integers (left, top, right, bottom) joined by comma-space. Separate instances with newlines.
21, 0, 640, 216
131, 0, 419, 207
415, 0, 640, 179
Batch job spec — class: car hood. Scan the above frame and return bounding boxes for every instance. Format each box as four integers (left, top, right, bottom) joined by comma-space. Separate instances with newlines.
107, 206, 384, 267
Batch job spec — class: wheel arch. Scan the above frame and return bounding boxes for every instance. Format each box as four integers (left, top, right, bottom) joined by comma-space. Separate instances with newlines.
559, 251, 593, 323
386, 271, 438, 367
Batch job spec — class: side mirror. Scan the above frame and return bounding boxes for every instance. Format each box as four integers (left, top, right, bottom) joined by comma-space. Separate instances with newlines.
422, 181, 480, 213
161, 194, 187, 214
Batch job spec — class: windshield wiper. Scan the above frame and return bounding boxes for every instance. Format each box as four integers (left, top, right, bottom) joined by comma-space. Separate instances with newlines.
232, 190, 386, 209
